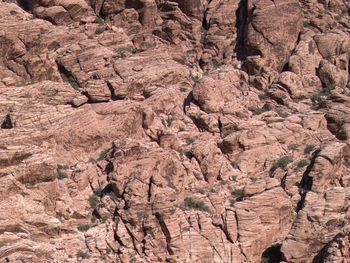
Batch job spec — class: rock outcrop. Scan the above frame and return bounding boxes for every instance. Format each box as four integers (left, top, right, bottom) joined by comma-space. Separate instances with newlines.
1, 0, 350, 262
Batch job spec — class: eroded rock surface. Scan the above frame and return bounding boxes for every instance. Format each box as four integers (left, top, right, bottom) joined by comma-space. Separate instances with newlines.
1, 0, 350, 262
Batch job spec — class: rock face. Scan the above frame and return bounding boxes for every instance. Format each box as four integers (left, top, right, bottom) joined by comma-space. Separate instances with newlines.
244, 0, 302, 73
1, 0, 350, 262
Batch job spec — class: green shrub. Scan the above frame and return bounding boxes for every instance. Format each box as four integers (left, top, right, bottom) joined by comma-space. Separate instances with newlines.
95, 27, 105, 34
77, 250, 90, 259
193, 172, 201, 180
304, 144, 315, 155
56, 165, 68, 180
295, 159, 309, 171
230, 189, 244, 206
212, 59, 221, 68
89, 194, 99, 209
191, 75, 200, 83
310, 85, 334, 108
259, 93, 269, 100
184, 197, 211, 212
97, 149, 108, 161
197, 188, 206, 195
253, 107, 269, 115
186, 138, 195, 145
166, 115, 174, 127
180, 87, 187, 93
210, 187, 217, 193
231, 189, 244, 198
94, 17, 104, 25
276, 110, 289, 118
78, 224, 91, 232
231, 161, 239, 169
114, 46, 137, 58
270, 156, 293, 176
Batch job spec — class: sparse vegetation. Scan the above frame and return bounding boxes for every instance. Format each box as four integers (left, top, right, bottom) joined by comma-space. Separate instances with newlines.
231, 161, 239, 169
114, 46, 137, 58
212, 59, 221, 68
184, 197, 211, 212
304, 144, 315, 155
56, 164, 68, 180
190, 74, 200, 83
197, 188, 206, 195
230, 189, 244, 206
94, 16, 104, 25
89, 194, 100, 209
276, 110, 289, 118
186, 138, 195, 145
78, 224, 91, 232
295, 159, 309, 171
193, 172, 201, 180
259, 93, 269, 100
180, 86, 187, 93
231, 189, 244, 198
311, 85, 334, 109
77, 250, 90, 259
210, 187, 217, 193
166, 115, 174, 127
269, 156, 293, 176
95, 27, 105, 34
253, 106, 270, 115
97, 149, 108, 161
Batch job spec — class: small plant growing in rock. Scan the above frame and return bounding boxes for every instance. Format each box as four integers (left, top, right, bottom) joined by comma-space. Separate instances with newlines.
304, 144, 315, 155
95, 27, 105, 34
295, 159, 309, 171
212, 59, 221, 69
231, 189, 244, 198
78, 224, 91, 232
184, 197, 211, 213
253, 106, 269, 115
190, 74, 200, 83
186, 138, 195, 145
97, 149, 108, 161
231, 161, 239, 169
166, 115, 174, 127
56, 164, 68, 180
197, 188, 206, 195
114, 46, 137, 58
77, 250, 90, 259
210, 187, 217, 193
276, 109, 289, 118
230, 189, 244, 206
180, 87, 187, 93
269, 156, 293, 176
259, 92, 269, 100
94, 16, 104, 25
89, 194, 100, 209
193, 172, 201, 180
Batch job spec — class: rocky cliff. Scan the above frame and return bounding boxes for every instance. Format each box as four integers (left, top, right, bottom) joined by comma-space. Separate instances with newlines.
0, 0, 350, 262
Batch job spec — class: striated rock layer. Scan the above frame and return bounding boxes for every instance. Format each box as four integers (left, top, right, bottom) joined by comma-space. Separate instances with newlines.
1, 0, 350, 262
